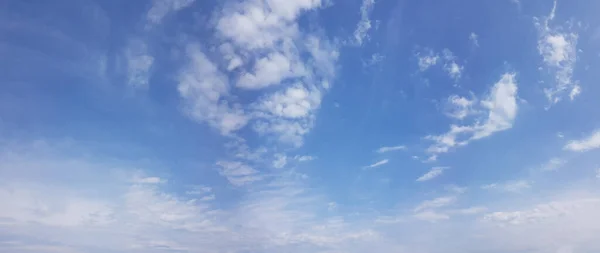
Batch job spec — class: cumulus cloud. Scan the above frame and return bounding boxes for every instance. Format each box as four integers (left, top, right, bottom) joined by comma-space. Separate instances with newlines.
564, 130, 600, 152
353, 0, 376, 45
426, 73, 518, 155
416, 167, 448, 182
363, 159, 389, 169
482, 180, 531, 193
445, 95, 477, 120
376, 145, 406, 153
535, 0, 580, 104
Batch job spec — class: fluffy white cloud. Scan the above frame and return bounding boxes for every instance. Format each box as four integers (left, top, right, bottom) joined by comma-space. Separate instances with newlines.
177, 44, 248, 135
442, 49, 463, 80
426, 73, 518, 155
353, 0, 375, 45
535, 0, 580, 104
564, 130, 600, 152
416, 167, 448, 182
125, 40, 154, 89
363, 159, 389, 169
376, 145, 406, 153
482, 180, 531, 193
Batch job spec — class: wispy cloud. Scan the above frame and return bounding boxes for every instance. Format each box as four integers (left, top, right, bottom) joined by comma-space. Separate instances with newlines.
469, 32, 479, 47
294, 155, 316, 162
426, 73, 518, 155
416, 167, 448, 182
414, 196, 456, 212
146, 0, 195, 25
564, 130, 600, 152
363, 159, 389, 169
534, 0, 580, 104
482, 180, 531, 193
353, 0, 376, 45
376, 145, 406, 153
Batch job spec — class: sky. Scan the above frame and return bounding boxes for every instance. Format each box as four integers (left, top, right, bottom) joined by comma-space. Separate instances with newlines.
1, 0, 600, 252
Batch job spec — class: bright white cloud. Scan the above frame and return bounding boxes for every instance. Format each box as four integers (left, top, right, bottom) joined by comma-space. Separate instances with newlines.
564, 130, 600, 152
363, 159, 389, 169
416, 167, 448, 182
535, 0, 580, 104
376, 145, 406, 153
482, 180, 531, 193
426, 73, 518, 155
353, 0, 375, 45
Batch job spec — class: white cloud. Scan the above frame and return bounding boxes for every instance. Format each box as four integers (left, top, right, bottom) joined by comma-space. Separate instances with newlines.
453, 206, 487, 215
177, 44, 248, 135
363, 159, 389, 169
353, 0, 375, 45
417, 49, 439, 71
444, 61, 463, 80
426, 73, 518, 155
482, 180, 531, 193
564, 130, 600, 152
535, 0, 580, 104
416, 167, 448, 182
132, 176, 163, 184
273, 153, 288, 169
445, 95, 477, 120
376, 145, 406, 153
363, 53, 385, 68
185, 185, 212, 195
216, 161, 261, 186
125, 40, 154, 89
295, 155, 316, 162
414, 196, 456, 212
237, 52, 305, 89
146, 0, 195, 25
484, 198, 600, 225
469, 32, 479, 47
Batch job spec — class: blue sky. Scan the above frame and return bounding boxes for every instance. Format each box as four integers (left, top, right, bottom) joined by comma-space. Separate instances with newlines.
1, 0, 600, 252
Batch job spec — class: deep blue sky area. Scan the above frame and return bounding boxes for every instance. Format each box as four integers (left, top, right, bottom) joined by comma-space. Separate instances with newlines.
1, 0, 600, 252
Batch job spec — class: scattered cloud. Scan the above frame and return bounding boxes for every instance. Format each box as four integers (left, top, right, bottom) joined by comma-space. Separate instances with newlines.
273, 153, 288, 169
416, 49, 439, 71
482, 180, 531, 193
426, 73, 518, 155
363, 53, 385, 67
185, 185, 212, 195
564, 130, 600, 152
469, 32, 479, 47
354, 0, 376, 45
453, 206, 487, 215
376, 145, 406, 153
442, 49, 464, 80
416, 167, 448, 182
445, 94, 478, 120
363, 159, 389, 169
484, 198, 600, 225
534, 0, 580, 104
